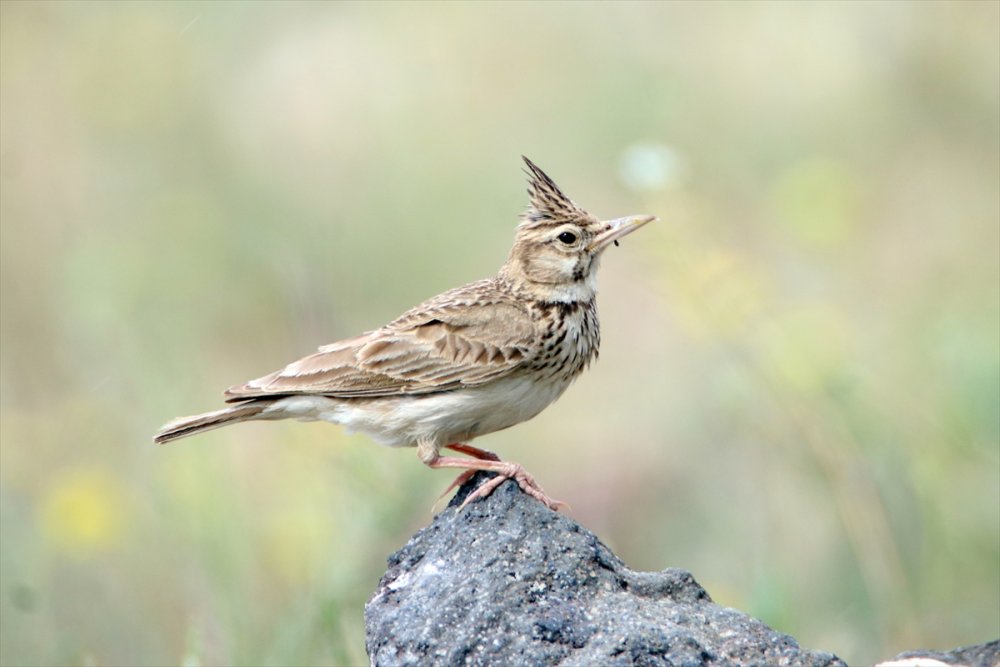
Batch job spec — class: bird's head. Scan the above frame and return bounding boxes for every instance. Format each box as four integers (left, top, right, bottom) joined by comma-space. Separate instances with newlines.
500, 156, 655, 302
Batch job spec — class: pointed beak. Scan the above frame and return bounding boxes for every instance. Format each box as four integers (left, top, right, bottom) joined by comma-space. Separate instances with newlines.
587, 214, 657, 252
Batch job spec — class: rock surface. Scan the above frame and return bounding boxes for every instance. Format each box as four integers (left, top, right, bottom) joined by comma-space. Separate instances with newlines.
875, 639, 1000, 667
365, 473, 846, 667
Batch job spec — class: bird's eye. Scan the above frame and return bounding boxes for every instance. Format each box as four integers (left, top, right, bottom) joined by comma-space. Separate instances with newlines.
557, 231, 578, 245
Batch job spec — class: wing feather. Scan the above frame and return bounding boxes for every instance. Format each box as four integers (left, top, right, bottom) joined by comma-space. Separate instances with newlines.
224, 282, 536, 401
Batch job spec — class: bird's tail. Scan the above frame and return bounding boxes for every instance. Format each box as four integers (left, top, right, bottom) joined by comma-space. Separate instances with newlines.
153, 401, 272, 444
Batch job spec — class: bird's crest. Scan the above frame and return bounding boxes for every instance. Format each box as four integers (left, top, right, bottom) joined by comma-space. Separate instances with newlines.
521, 156, 594, 226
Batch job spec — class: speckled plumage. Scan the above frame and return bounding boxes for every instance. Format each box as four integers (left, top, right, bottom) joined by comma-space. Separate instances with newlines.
154, 157, 654, 510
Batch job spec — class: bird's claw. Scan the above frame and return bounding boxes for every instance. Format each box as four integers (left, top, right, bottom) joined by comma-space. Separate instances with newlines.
458, 462, 567, 512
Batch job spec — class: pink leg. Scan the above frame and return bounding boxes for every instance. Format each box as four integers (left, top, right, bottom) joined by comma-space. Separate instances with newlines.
445, 443, 501, 461
426, 455, 566, 512
435, 443, 503, 499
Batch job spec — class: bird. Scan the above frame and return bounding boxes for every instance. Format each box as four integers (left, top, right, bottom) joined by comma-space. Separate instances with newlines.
154, 157, 655, 511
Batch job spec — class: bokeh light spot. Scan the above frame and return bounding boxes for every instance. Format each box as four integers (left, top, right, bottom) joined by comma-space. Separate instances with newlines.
619, 142, 688, 192
39, 467, 128, 556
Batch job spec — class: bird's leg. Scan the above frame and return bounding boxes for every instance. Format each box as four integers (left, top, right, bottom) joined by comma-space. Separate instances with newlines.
445, 442, 501, 461
425, 455, 566, 512
434, 443, 502, 500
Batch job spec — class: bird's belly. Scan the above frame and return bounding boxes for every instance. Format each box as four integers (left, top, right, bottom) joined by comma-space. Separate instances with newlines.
268, 375, 572, 449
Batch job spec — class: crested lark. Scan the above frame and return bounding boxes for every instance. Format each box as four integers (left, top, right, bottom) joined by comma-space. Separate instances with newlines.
154, 157, 655, 511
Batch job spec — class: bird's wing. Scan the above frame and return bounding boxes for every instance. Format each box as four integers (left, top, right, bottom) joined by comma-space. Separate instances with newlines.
224, 289, 537, 401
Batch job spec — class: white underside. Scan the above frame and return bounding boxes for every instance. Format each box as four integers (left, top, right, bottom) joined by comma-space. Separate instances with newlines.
263, 374, 573, 449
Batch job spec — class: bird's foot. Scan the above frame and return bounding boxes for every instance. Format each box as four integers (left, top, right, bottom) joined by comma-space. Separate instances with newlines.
460, 461, 567, 512
435, 443, 504, 502
436, 469, 478, 503
425, 454, 566, 512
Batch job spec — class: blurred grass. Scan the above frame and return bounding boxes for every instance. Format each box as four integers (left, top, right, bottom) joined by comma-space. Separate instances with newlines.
1, 2, 998, 666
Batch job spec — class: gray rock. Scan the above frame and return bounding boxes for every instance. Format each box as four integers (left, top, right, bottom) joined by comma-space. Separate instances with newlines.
365, 473, 846, 667
875, 639, 1000, 667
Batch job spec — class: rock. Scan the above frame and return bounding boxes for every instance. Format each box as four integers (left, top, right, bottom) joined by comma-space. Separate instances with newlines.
365, 473, 846, 667
875, 639, 1000, 667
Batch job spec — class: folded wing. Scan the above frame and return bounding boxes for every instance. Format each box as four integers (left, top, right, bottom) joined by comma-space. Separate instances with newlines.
224, 290, 536, 401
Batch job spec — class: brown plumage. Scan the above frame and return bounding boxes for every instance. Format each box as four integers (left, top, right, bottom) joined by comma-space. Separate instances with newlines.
154, 157, 655, 510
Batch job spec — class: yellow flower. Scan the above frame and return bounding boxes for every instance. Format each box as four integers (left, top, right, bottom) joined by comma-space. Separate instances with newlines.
39, 467, 128, 556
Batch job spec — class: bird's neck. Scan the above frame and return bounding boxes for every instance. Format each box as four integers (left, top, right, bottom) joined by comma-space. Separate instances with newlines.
497, 271, 597, 305
497, 263, 598, 305
536, 280, 597, 304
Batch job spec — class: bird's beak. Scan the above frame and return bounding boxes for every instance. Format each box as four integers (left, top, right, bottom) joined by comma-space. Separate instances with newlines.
587, 215, 657, 252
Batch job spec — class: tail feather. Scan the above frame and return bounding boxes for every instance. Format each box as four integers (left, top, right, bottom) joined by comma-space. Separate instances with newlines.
153, 401, 272, 444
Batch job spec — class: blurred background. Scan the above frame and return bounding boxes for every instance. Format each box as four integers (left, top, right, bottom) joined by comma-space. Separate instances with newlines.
1, 2, 997, 665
